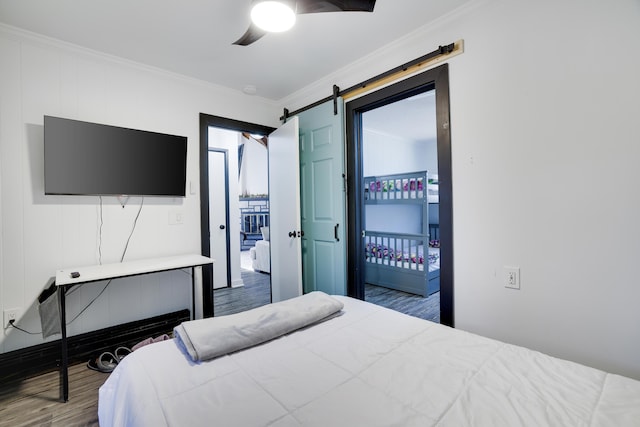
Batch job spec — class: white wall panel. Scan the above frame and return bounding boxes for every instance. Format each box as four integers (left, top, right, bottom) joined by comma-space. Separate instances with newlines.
0, 36, 27, 351
285, 0, 640, 380
362, 129, 433, 177
439, 0, 640, 380
239, 137, 269, 196
0, 27, 279, 353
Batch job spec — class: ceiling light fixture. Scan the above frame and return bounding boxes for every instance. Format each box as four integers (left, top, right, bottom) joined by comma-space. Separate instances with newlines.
250, 1, 296, 33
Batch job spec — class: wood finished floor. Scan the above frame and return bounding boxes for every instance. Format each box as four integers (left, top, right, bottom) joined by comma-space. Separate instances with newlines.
365, 284, 441, 323
0, 361, 105, 427
213, 268, 272, 316
0, 269, 439, 426
215, 266, 441, 323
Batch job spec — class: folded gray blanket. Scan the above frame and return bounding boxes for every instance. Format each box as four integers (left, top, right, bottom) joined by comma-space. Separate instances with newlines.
174, 291, 344, 362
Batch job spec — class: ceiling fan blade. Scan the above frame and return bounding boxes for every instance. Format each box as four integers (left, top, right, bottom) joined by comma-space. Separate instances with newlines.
233, 0, 375, 45
232, 23, 267, 46
295, 0, 376, 14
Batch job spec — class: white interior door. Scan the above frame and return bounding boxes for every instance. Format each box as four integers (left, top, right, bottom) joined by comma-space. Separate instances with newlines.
209, 150, 229, 289
268, 117, 302, 302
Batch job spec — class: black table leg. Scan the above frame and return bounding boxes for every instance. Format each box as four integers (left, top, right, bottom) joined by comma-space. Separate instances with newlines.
191, 267, 196, 320
58, 285, 69, 402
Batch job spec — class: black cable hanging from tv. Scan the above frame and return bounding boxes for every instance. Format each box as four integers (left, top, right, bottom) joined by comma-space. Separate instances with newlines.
281, 42, 456, 121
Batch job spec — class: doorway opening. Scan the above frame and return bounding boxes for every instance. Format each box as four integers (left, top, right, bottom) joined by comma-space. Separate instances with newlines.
361, 90, 440, 322
199, 114, 275, 318
238, 132, 270, 272
346, 64, 453, 327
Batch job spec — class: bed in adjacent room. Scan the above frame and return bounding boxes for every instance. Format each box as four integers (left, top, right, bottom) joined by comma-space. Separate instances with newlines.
99, 292, 640, 427
364, 171, 440, 296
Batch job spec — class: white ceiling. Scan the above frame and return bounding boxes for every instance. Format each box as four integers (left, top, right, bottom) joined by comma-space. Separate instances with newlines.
0, 0, 468, 101
363, 90, 436, 141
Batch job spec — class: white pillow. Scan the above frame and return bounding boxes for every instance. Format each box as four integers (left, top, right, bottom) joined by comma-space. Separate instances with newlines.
261, 226, 270, 241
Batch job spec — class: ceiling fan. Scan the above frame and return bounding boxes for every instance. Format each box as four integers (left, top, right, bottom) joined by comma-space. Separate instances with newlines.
233, 0, 377, 46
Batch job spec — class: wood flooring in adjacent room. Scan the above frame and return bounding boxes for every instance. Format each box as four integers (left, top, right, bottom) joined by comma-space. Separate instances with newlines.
0, 362, 105, 427
213, 268, 272, 316
365, 284, 440, 323
216, 262, 441, 323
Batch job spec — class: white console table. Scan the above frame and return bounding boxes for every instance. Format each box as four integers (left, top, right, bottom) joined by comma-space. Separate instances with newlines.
55, 254, 213, 402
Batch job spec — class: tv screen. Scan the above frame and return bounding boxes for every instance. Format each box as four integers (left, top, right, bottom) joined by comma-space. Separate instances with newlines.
44, 116, 187, 197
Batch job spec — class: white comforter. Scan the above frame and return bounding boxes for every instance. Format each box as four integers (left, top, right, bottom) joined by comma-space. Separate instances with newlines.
99, 296, 640, 426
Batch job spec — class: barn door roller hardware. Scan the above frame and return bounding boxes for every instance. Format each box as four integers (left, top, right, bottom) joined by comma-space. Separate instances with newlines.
280, 40, 463, 122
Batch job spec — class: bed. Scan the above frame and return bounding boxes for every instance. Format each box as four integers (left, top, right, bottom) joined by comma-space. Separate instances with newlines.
99, 293, 640, 427
364, 233, 440, 296
364, 171, 439, 296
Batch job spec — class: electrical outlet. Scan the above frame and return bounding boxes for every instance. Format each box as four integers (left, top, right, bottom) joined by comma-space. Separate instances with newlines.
504, 266, 520, 289
168, 210, 184, 225
4, 308, 21, 329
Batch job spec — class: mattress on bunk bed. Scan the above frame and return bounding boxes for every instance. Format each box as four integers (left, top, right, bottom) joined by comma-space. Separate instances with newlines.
365, 175, 427, 201
99, 294, 640, 427
366, 243, 439, 272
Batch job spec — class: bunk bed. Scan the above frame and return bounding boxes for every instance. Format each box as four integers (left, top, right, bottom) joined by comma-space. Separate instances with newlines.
363, 171, 439, 297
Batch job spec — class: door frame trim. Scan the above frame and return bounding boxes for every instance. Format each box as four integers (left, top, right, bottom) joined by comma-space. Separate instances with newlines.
345, 64, 454, 327
199, 113, 275, 317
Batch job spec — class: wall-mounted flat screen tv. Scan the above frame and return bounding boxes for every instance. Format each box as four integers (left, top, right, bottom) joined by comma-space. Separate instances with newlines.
44, 116, 187, 197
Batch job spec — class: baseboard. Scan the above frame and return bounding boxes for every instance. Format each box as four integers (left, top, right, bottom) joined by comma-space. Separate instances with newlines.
0, 309, 189, 384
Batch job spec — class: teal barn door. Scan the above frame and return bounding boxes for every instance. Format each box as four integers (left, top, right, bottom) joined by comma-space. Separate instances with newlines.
298, 99, 347, 295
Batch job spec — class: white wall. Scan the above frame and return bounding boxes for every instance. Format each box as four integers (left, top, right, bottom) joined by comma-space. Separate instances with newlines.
239, 136, 269, 196
362, 129, 436, 177
446, 0, 640, 381
284, 0, 640, 379
363, 129, 436, 234
0, 25, 279, 353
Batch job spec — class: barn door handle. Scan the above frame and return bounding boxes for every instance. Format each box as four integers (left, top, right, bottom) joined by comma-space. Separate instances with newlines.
334, 224, 340, 242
